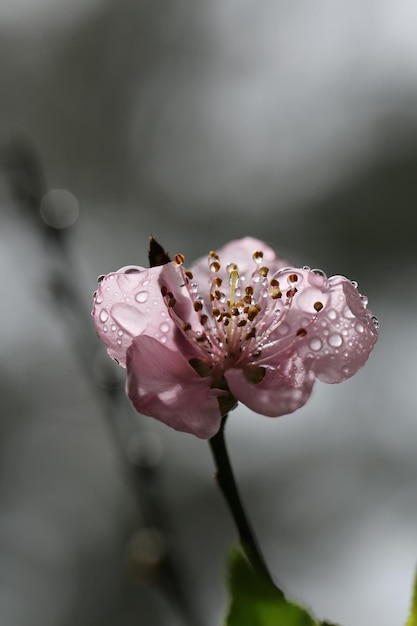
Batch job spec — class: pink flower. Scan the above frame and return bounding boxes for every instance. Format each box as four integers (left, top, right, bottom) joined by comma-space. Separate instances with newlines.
92, 237, 378, 439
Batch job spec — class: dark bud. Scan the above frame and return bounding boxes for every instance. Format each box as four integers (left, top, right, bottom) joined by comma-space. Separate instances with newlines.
148, 237, 171, 267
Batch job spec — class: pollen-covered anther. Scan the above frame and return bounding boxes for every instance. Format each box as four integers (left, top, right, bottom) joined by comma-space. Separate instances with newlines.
237, 320, 247, 327
243, 295, 252, 304
247, 305, 261, 322
288, 273, 299, 283
209, 251, 219, 260
174, 253, 185, 265
196, 335, 207, 343
258, 266, 269, 277
214, 277, 223, 287
194, 301, 203, 312
252, 250, 264, 263
212, 307, 220, 317
182, 322, 192, 332
314, 301, 324, 312
230, 307, 240, 316
184, 270, 193, 280
270, 287, 282, 299
160, 286, 168, 297
168, 295, 176, 308
286, 287, 298, 298
296, 328, 307, 337
200, 314, 208, 326
210, 261, 221, 272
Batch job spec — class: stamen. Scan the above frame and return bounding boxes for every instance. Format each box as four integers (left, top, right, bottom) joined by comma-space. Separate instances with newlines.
314, 301, 323, 312
258, 266, 269, 277
210, 261, 221, 272
252, 251, 264, 264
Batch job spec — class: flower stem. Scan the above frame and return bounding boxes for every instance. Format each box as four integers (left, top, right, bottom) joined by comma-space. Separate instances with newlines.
209, 416, 274, 584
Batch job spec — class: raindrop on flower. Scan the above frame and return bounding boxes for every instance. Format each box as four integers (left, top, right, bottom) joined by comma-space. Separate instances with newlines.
327, 308, 337, 320
309, 337, 322, 351
371, 316, 379, 329
99, 309, 109, 323
160, 322, 170, 334
135, 291, 149, 303
328, 333, 343, 348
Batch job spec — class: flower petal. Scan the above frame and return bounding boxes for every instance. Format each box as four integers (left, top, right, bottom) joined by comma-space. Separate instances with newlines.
225, 357, 315, 417
126, 336, 223, 439
92, 265, 176, 366
255, 269, 378, 384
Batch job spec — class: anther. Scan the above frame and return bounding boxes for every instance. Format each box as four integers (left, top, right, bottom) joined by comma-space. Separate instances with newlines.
168, 296, 176, 308
214, 277, 223, 287
212, 307, 221, 316
314, 301, 324, 312
252, 251, 264, 263
194, 301, 203, 312
286, 288, 298, 298
210, 261, 221, 272
258, 266, 269, 277
209, 251, 219, 259
185, 270, 193, 280
289, 273, 298, 283
200, 314, 208, 325
160, 286, 168, 297
97, 275, 105, 283
296, 328, 307, 337
183, 322, 192, 331
174, 253, 185, 265
237, 320, 247, 327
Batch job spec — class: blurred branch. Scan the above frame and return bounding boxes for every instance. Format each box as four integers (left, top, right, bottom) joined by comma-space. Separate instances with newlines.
1, 135, 203, 626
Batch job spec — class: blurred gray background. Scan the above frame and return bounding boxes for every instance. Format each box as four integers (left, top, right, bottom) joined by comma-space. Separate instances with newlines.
1, 1, 417, 625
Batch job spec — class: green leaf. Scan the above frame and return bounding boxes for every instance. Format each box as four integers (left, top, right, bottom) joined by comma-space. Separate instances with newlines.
406, 568, 417, 626
223, 545, 332, 626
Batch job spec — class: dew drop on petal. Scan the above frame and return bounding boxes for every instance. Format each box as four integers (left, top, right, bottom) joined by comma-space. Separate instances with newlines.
371, 315, 379, 329
328, 333, 343, 348
351, 280, 358, 288
327, 308, 337, 320
99, 309, 109, 323
142, 279, 150, 287
160, 322, 170, 334
342, 365, 350, 375
117, 329, 123, 337
309, 337, 322, 351
135, 291, 149, 303
117, 339, 122, 346
160, 335, 167, 344
111, 324, 117, 332
355, 322, 364, 334
360, 295, 368, 307
95, 293, 103, 304
312, 268, 327, 279
103, 325, 108, 333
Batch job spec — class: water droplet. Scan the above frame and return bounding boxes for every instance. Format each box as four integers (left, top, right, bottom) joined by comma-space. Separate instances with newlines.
328, 333, 343, 348
312, 268, 327, 279
117, 329, 123, 337
142, 279, 150, 287
97, 275, 105, 283
103, 325, 108, 333
303, 265, 311, 271
351, 280, 358, 288
355, 322, 364, 334
277, 322, 290, 336
135, 291, 149, 303
371, 316, 379, 329
95, 293, 103, 304
117, 339, 122, 346
360, 295, 368, 307
327, 309, 337, 320
160, 336, 167, 344
160, 322, 170, 333
99, 309, 109, 323
190, 282, 198, 294
309, 338, 322, 351
111, 324, 116, 332
342, 365, 350, 375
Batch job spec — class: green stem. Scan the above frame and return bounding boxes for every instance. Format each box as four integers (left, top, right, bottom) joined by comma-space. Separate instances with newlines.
209, 415, 274, 584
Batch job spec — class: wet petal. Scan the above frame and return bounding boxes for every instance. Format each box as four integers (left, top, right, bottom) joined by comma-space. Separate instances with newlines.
92, 265, 176, 366
225, 357, 315, 417
127, 336, 223, 439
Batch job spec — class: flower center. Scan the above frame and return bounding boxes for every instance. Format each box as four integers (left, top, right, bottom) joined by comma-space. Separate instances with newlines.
164, 249, 313, 372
